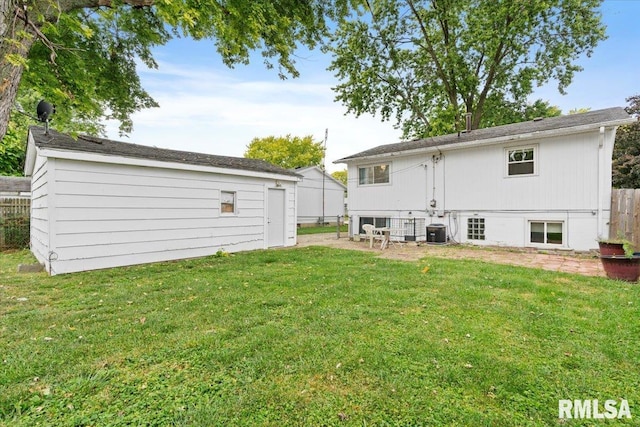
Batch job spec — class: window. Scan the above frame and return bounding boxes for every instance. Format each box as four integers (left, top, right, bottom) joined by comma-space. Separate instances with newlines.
530, 221, 563, 245
358, 164, 390, 185
507, 147, 535, 176
221, 191, 236, 214
359, 217, 389, 233
467, 218, 485, 240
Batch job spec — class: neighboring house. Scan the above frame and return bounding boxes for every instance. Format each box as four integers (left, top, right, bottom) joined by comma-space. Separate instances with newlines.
335, 107, 636, 251
24, 126, 300, 275
0, 176, 31, 196
295, 166, 346, 225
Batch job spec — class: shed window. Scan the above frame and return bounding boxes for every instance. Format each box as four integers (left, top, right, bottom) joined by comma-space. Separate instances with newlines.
358, 164, 390, 185
221, 191, 236, 214
530, 221, 563, 245
507, 147, 535, 176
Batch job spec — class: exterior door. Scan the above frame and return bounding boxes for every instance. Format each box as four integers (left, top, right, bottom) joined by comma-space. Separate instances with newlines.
267, 188, 285, 247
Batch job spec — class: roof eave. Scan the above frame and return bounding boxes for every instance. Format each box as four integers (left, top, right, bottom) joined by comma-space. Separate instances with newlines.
36, 146, 302, 181
335, 117, 635, 164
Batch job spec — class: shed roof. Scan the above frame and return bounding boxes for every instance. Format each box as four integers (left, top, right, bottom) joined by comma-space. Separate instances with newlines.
29, 126, 300, 177
336, 107, 635, 162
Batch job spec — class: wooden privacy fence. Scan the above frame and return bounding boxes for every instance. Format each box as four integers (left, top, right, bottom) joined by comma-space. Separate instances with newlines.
610, 189, 640, 249
0, 197, 30, 250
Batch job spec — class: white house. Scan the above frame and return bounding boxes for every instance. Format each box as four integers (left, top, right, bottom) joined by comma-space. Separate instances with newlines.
24, 126, 300, 275
335, 107, 635, 251
294, 166, 346, 225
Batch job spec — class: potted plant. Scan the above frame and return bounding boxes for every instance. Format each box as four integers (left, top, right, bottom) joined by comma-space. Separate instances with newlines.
598, 238, 640, 282
597, 237, 633, 256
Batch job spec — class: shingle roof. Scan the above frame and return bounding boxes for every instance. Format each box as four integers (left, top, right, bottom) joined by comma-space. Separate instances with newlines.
294, 165, 348, 189
29, 126, 300, 177
0, 176, 31, 192
336, 107, 634, 162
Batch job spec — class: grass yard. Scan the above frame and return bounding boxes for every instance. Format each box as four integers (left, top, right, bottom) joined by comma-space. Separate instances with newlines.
297, 224, 348, 235
1, 247, 638, 426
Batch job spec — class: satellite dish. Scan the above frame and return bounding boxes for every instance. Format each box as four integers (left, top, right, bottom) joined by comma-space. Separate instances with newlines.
36, 100, 55, 134
36, 100, 54, 123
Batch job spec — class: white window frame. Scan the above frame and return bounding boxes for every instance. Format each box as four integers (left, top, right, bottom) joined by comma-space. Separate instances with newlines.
358, 163, 390, 186
220, 190, 236, 214
505, 145, 537, 177
529, 220, 564, 246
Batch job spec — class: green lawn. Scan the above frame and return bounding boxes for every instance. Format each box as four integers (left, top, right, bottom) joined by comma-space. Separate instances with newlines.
1, 247, 638, 426
296, 224, 348, 235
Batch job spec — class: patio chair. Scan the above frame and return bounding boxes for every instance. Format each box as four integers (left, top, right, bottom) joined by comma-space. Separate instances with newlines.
362, 224, 384, 249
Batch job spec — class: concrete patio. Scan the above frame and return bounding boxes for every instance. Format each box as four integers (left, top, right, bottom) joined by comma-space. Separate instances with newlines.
297, 233, 606, 278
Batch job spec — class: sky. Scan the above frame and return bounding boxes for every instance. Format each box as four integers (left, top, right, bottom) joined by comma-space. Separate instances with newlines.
105, 0, 640, 173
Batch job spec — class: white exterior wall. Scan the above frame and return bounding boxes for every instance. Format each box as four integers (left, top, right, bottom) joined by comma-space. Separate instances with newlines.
347, 155, 431, 216
297, 167, 345, 224
29, 152, 49, 270
345, 127, 617, 251
36, 157, 296, 275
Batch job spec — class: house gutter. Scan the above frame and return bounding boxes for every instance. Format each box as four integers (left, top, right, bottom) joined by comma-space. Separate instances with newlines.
597, 126, 606, 239
35, 147, 302, 182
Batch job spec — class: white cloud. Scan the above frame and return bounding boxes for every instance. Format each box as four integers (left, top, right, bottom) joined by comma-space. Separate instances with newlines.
106, 60, 402, 172
106, 0, 640, 174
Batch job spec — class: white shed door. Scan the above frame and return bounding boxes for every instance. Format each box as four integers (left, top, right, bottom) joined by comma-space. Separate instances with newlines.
267, 188, 285, 247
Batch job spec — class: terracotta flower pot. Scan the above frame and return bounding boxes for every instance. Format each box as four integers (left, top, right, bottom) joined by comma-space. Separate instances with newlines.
600, 255, 640, 282
598, 241, 626, 256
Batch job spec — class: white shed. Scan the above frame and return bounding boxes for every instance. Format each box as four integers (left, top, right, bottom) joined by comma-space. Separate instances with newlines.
295, 166, 346, 225
336, 108, 636, 252
24, 127, 300, 275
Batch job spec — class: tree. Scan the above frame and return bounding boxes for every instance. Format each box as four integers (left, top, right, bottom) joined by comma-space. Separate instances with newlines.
331, 169, 347, 185
244, 135, 325, 169
569, 108, 592, 115
328, 0, 605, 139
0, 0, 356, 142
1, 91, 40, 176
0, 88, 105, 176
479, 99, 561, 129
0, 122, 27, 176
613, 95, 640, 188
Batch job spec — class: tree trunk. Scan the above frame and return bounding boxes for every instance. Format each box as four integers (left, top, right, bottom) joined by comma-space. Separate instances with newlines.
1, 0, 37, 141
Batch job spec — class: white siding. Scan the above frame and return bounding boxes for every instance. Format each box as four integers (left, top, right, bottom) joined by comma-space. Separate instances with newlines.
347, 156, 430, 216
444, 132, 599, 211
286, 186, 297, 245
29, 152, 49, 270
345, 127, 616, 251
43, 158, 295, 275
297, 167, 345, 224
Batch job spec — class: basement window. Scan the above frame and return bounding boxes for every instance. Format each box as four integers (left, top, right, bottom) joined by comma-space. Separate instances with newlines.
359, 217, 389, 233
530, 221, 563, 245
506, 146, 536, 176
221, 191, 236, 214
467, 218, 485, 240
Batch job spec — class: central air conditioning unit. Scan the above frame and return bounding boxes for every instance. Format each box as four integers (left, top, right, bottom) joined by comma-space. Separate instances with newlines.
426, 224, 447, 244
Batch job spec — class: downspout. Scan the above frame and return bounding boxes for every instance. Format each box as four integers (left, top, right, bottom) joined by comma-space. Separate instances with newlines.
597, 126, 605, 239
424, 163, 429, 212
